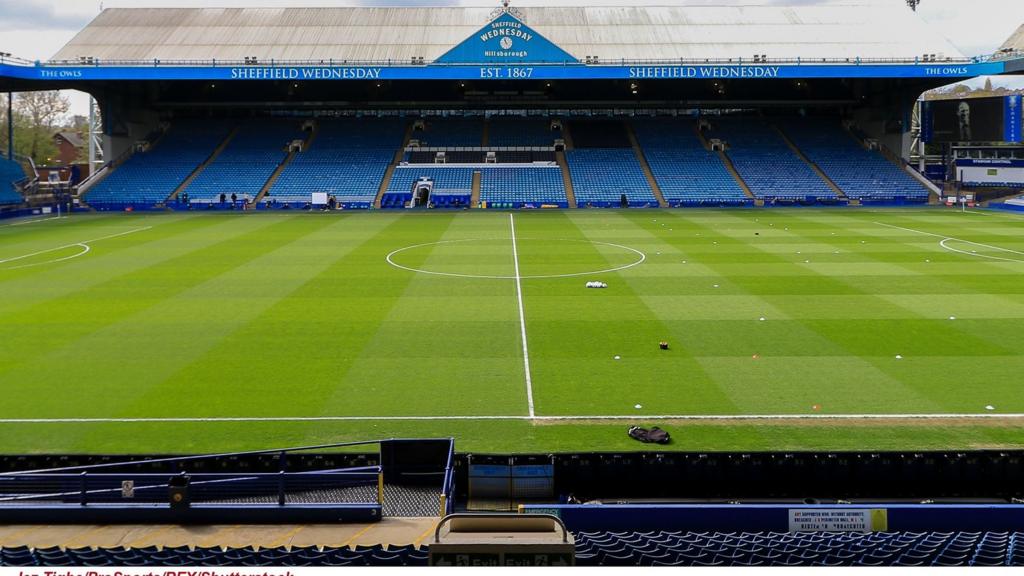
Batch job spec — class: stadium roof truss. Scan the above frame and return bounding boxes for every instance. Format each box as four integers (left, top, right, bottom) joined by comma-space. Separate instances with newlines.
1, 2, 1023, 86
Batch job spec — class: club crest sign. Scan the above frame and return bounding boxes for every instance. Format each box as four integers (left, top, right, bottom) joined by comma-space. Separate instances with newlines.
435, 11, 578, 64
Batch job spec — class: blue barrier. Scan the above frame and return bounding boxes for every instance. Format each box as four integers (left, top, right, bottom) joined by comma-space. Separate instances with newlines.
0, 206, 59, 220
990, 203, 1024, 213
521, 503, 1024, 533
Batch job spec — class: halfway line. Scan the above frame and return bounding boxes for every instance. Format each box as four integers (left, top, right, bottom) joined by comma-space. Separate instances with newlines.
510, 213, 536, 418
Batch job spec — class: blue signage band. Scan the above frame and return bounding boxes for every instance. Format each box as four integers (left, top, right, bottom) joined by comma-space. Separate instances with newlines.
0, 62, 1008, 82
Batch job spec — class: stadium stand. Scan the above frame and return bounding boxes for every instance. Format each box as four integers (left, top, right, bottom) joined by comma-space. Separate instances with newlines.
480, 166, 567, 208
779, 118, 930, 202
183, 120, 305, 203
710, 118, 837, 202
4, 531, 1022, 566
572, 530, 1024, 567
0, 157, 26, 204
0, 545, 431, 567
86, 120, 232, 208
567, 148, 658, 207
384, 166, 475, 208
565, 120, 658, 207
487, 117, 561, 147
268, 117, 406, 207
632, 117, 750, 206
413, 117, 483, 147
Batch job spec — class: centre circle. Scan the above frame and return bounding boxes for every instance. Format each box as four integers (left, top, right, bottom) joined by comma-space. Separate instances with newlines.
385, 238, 646, 280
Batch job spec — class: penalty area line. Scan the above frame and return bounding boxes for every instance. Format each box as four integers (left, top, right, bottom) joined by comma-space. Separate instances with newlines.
0, 226, 152, 267
0, 414, 1022, 424
0, 216, 68, 228
873, 221, 1024, 263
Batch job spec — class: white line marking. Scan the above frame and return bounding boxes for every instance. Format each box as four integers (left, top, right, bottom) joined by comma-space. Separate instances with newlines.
872, 221, 946, 239
0, 216, 67, 228
3, 243, 90, 270
385, 237, 646, 280
510, 213, 536, 418
873, 221, 1024, 263
939, 238, 1024, 263
0, 413, 1020, 423
0, 226, 152, 268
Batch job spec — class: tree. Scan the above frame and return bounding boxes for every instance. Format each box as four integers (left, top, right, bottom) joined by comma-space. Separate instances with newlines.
0, 93, 9, 155
984, 77, 994, 93
13, 91, 70, 164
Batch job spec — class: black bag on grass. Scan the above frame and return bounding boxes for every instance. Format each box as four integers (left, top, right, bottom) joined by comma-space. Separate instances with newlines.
628, 426, 671, 444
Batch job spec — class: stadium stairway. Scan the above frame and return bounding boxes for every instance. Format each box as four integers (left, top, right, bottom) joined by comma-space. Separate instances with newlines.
693, 122, 757, 204
252, 126, 317, 207
374, 123, 415, 209
718, 147, 757, 204
774, 124, 847, 200
555, 150, 578, 208
626, 121, 668, 208
252, 149, 297, 207
693, 122, 712, 151
165, 126, 239, 206
471, 170, 481, 207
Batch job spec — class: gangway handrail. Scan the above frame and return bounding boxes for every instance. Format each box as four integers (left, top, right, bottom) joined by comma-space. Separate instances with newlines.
0, 438, 393, 476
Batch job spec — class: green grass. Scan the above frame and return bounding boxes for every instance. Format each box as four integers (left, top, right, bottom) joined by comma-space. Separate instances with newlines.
1, 208, 1024, 454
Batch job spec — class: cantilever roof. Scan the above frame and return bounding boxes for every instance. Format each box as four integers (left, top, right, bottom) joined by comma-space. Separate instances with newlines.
51, 2, 966, 64
1002, 24, 1024, 52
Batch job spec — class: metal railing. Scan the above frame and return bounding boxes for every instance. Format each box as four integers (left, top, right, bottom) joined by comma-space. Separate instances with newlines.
0, 440, 400, 511
0, 468, 381, 506
0, 439, 385, 476
441, 440, 456, 516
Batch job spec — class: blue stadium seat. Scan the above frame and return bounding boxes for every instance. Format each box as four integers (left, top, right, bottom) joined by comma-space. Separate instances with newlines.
2, 534, 1020, 567
184, 120, 306, 203
0, 157, 26, 205
710, 118, 836, 202
480, 166, 567, 207
87, 119, 232, 208
567, 148, 657, 207
632, 117, 750, 206
779, 118, 930, 202
268, 117, 406, 207
386, 166, 474, 208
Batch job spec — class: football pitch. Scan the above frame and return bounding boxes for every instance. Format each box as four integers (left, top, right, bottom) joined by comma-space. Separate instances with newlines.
2, 207, 1024, 454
